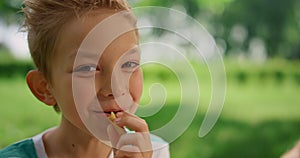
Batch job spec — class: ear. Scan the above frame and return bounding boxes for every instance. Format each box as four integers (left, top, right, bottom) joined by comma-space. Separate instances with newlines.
26, 70, 57, 106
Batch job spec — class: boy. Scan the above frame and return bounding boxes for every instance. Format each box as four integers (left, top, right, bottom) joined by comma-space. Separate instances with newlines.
0, 0, 169, 157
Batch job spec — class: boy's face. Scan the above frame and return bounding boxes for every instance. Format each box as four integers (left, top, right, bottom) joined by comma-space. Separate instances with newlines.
48, 9, 142, 139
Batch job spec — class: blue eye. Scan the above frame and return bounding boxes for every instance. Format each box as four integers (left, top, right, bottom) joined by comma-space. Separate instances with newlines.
74, 65, 97, 72
121, 61, 139, 69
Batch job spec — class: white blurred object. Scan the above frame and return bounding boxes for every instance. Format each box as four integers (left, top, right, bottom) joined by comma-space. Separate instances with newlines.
229, 24, 248, 47
0, 21, 30, 59
248, 37, 267, 64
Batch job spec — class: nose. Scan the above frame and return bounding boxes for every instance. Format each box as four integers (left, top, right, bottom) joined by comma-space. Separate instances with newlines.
97, 73, 127, 98
99, 87, 126, 98
100, 89, 113, 97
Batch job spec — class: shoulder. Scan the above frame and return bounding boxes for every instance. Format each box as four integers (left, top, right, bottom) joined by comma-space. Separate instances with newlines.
149, 134, 170, 158
0, 139, 38, 158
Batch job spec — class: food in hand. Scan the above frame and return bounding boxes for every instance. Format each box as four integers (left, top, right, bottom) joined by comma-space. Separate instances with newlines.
108, 112, 126, 134
108, 112, 116, 121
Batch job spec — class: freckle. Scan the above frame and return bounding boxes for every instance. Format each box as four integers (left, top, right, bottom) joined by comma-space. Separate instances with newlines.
72, 144, 75, 148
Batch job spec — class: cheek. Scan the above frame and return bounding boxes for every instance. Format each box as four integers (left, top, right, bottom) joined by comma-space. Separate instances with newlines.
52, 75, 75, 112
51, 73, 71, 104
129, 70, 143, 102
53, 74, 95, 115
73, 77, 97, 107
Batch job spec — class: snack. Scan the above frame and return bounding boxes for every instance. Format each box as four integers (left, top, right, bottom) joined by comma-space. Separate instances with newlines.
108, 112, 126, 134
108, 112, 116, 121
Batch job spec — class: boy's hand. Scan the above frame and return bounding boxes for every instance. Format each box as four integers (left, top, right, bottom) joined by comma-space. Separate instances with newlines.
107, 112, 153, 158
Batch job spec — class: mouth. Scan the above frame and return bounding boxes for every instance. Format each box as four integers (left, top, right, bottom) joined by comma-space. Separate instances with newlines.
88, 100, 126, 117
91, 109, 123, 117
104, 110, 123, 117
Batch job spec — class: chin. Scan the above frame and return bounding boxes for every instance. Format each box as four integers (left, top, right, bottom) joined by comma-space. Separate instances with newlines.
79, 110, 112, 141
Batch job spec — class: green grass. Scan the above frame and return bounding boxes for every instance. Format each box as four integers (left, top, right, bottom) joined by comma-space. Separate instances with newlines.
0, 78, 60, 147
0, 59, 300, 157
142, 80, 300, 157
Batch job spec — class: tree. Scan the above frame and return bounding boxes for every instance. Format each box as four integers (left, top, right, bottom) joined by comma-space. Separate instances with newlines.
134, 0, 300, 59
221, 0, 300, 59
0, 0, 23, 24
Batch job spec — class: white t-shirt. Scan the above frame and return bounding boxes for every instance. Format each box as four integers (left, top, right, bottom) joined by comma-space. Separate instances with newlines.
32, 128, 170, 158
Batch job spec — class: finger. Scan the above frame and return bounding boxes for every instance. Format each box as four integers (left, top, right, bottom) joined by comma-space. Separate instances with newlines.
115, 112, 149, 132
115, 145, 143, 158
109, 119, 126, 135
116, 111, 139, 118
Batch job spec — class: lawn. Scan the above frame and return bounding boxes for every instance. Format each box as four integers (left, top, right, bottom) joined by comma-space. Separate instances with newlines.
0, 59, 300, 157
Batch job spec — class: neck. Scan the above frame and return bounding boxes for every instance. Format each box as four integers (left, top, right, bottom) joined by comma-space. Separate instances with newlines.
43, 115, 112, 158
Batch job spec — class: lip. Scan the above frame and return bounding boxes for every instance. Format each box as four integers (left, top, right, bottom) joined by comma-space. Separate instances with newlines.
88, 100, 127, 116
91, 109, 123, 117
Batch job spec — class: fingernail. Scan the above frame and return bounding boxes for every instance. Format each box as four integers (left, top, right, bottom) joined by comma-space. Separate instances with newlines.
116, 112, 124, 117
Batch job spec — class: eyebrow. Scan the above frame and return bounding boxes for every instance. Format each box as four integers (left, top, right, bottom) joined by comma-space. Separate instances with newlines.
125, 45, 140, 55
68, 49, 99, 59
68, 45, 140, 60
68, 49, 79, 59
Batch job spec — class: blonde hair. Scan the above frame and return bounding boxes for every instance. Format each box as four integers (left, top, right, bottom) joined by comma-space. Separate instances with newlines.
22, 0, 131, 112
22, 0, 130, 80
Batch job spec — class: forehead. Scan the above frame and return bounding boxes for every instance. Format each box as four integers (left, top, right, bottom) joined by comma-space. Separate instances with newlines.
54, 8, 138, 64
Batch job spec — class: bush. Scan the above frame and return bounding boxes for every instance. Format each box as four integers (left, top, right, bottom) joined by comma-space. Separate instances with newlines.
236, 71, 247, 84
293, 73, 300, 85
273, 70, 285, 84
258, 71, 268, 83
0, 61, 34, 78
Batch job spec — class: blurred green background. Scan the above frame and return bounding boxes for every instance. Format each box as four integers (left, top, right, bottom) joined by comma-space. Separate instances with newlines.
1, 0, 300, 157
